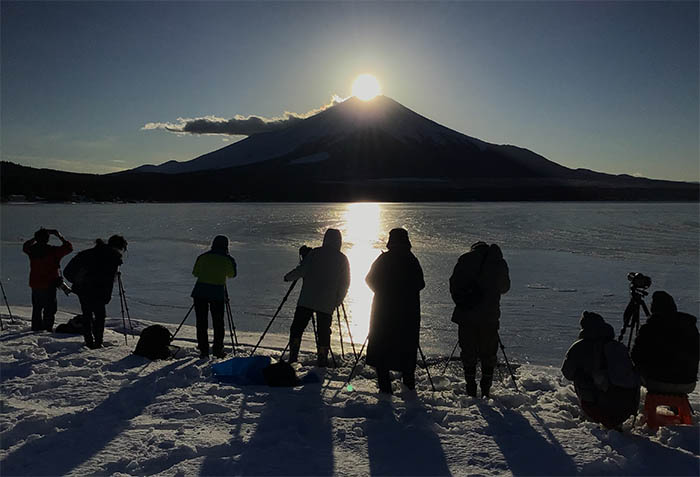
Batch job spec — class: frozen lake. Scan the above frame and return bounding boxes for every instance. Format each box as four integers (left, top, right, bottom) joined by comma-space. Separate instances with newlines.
1, 202, 698, 366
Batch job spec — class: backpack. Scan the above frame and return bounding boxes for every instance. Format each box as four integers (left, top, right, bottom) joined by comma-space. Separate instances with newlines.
55, 314, 85, 334
263, 360, 300, 387
451, 247, 490, 310
134, 325, 173, 360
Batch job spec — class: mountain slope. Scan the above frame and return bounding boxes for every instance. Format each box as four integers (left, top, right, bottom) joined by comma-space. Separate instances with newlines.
130, 96, 573, 180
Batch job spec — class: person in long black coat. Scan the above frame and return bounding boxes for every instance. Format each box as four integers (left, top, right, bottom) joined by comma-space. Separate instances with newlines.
365, 228, 425, 394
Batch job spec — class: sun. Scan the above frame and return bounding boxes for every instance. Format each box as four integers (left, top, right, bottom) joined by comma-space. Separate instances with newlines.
352, 74, 381, 101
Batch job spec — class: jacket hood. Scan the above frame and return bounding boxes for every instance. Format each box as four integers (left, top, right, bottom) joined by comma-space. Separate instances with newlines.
578, 311, 614, 341
650, 290, 677, 315
322, 228, 342, 251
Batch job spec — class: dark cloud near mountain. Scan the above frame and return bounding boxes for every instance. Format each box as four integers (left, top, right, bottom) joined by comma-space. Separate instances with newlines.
143, 96, 344, 136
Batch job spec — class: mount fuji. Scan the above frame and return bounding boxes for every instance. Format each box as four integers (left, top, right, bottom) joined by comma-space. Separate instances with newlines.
2, 96, 698, 201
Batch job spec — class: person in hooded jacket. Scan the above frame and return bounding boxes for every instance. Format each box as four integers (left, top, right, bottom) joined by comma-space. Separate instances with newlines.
562, 311, 640, 429
284, 228, 350, 367
631, 291, 699, 395
191, 235, 237, 358
365, 228, 425, 394
449, 241, 510, 398
63, 235, 127, 349
23, 227, 73, 332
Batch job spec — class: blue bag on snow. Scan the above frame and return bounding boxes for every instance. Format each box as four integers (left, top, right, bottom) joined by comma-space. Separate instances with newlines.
212, 356, 271, 385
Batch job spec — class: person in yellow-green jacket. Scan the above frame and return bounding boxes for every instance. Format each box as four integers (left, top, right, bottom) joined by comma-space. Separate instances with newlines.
191, 235, 237, 358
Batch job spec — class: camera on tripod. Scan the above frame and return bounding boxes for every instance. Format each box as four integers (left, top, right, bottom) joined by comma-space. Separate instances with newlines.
619, 272, 652, 346
627, 272, 651, 290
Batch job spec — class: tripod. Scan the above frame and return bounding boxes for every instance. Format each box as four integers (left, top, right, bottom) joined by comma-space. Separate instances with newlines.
171, 287, 238, 356
116, 271, 134, 344
618, 286, 650, 348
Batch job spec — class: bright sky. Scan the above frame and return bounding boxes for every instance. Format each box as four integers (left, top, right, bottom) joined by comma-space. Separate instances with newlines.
1, 2, 698, 181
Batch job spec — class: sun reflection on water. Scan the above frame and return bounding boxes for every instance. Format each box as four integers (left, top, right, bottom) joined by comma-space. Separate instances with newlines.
340, 202, 383, 345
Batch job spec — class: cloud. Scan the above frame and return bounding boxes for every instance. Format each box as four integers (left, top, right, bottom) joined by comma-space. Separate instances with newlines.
143, 95, 346, 137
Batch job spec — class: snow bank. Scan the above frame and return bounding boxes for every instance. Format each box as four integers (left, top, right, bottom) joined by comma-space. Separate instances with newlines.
1, 307, 698, 476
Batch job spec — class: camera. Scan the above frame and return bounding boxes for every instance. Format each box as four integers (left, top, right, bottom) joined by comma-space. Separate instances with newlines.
57, 279, 72, 296
627, 272, 651, 290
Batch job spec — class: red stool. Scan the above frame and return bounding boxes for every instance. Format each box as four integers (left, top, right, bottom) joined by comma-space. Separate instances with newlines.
643, 393, 693, 428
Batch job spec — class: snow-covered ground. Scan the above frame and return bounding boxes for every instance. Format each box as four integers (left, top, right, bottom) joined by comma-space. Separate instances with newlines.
1, 307, 698, 476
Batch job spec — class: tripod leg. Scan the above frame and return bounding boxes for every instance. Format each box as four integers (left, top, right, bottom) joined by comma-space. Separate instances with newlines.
443, 340, 460, 375
342, 335, 369, 390
1, 281, 15, 323
336, 308, 344, 359
418, 344, 436, 392
171, 304, 195, 341
225, 300, 236, 355
117, 280, 127, 345
341, 304, 358, 360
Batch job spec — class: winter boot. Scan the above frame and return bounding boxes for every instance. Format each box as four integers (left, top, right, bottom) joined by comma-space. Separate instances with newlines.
288, 336, 302, 363
317, 346, 329, 367
464, 365, 477, 397
480, 367, 494, 398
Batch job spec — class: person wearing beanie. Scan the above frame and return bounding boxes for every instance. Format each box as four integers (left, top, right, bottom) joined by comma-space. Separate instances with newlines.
449, 241, 510, 398
63, 235, 126, 348
631, 291, 699, 394
562, 311, 640, 429
284, 228, 350, 367
365, 228, 425, 394
22, 227, 73, 332
191, 235, 237, 358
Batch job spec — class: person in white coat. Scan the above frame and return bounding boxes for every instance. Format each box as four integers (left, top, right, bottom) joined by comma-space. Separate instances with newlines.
284, 228, 350, 366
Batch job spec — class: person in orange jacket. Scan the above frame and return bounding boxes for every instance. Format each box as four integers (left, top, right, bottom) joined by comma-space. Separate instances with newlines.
23, 227, 73, 332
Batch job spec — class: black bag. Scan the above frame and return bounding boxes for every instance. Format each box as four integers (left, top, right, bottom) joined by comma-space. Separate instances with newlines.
134, 325, 173, 360
55, 315, 85, 334
263, 360, 299, 387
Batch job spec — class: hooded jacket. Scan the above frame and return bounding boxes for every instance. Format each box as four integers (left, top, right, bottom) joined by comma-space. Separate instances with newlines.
284, 229, 350, 315
450, 243, 510, 325
562, 313, 640, 403
631, 297, 699, 393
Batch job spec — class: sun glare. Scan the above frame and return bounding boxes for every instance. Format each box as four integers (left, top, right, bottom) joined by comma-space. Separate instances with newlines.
352, 74, 381, 101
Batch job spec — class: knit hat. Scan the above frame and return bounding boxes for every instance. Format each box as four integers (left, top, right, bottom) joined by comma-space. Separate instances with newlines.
387, 228, 411, 250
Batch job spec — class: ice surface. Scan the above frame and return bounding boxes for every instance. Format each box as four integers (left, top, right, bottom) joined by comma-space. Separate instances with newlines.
1, 202, 698, 368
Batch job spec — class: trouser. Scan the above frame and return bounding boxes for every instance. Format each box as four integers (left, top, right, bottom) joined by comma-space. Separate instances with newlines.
376, 365, 416, 394
31, 287, 57, 331
458, 321, 499, 379
194, 298, 225, 354
79, 295, 106, 346
288, 306, 332, 361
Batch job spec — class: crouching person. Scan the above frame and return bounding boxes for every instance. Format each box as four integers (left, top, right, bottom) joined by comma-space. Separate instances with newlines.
562, 311, 640, 429
191, 235, 237, 358
631, 291, 698, 395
